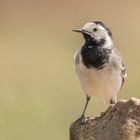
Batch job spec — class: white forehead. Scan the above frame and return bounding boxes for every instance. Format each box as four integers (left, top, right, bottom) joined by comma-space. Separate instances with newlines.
82, 22, 106, 31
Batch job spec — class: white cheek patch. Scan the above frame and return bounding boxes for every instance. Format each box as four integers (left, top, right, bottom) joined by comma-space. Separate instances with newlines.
97, 25, 113, 48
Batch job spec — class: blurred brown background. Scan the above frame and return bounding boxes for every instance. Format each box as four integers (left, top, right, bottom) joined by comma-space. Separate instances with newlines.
0, 0, 140, 139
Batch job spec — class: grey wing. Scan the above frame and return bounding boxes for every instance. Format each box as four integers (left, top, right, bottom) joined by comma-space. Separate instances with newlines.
113, 48, 127, 89
74, 50, 81, 65
120, 62, 127, 89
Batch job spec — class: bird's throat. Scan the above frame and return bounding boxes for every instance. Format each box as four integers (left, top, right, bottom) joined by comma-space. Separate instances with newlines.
81, 43, 111, 70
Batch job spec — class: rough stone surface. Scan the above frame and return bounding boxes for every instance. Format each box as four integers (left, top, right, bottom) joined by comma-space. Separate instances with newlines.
70, 97, 140, 140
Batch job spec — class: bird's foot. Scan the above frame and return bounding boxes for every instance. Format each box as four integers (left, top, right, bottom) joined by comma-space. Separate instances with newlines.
79, 115, 85, 125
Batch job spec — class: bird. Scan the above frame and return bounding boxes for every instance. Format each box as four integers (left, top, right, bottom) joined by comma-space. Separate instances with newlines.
72, 21, 127, 123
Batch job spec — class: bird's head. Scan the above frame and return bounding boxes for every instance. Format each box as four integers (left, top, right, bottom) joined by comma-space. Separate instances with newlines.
73, 21, 113, 47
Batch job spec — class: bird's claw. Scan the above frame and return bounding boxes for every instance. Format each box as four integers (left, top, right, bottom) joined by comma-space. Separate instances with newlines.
79, 115, 85, 125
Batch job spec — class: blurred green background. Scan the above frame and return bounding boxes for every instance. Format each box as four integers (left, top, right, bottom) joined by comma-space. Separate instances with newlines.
0, 0, 140, 139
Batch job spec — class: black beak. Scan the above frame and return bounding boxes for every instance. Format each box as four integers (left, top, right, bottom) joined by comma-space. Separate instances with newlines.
72, 28, 90, 36
72, 28, 93, 41
72, 28, 84, 33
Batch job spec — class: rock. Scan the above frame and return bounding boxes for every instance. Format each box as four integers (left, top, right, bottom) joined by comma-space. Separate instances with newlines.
70, 97, 140, 140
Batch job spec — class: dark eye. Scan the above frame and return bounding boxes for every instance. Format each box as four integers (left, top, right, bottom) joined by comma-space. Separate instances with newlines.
93, 27, 98, 32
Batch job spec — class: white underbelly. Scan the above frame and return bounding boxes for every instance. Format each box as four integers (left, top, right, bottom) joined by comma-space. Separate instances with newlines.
76, 63, 122, 100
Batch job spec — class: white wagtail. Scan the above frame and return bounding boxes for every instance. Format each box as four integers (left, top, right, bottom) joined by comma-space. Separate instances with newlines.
73, 21, 127, 122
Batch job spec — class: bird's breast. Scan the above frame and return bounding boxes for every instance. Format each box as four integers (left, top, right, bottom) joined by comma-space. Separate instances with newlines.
75, 51, 122, 102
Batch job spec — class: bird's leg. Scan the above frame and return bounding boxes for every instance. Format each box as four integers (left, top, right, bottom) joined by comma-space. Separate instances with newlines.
80, 95, 90, 124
